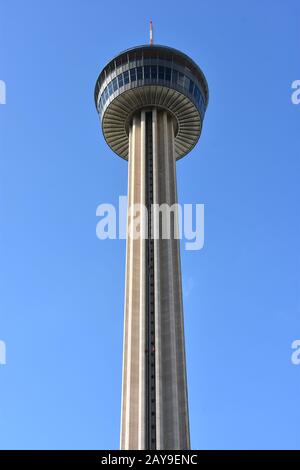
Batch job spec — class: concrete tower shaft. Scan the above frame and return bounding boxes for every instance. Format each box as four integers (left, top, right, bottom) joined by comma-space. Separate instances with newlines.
121, 109, 189, 450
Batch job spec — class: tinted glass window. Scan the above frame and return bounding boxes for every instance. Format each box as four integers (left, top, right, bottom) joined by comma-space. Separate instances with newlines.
189, 79, 194, 94
150, 65, 157, 79
108, 82, 113, 94
112, 78, 118, 92
199, 94, 205, 112
158, 66, 165, 80
123, 70, 129, 84
165, 67, 171, 81
130, 68, 137, 82
183, 76, 190, 90
144, 65, 150, 79
136, 66, 143, 80
178, 72, 184, 87
172, 70, 178, 84
194, 85, 200, 102
118, 75, 124, 87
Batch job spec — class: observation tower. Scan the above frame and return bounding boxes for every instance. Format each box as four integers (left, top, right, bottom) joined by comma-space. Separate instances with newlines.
94, 29, 209, 450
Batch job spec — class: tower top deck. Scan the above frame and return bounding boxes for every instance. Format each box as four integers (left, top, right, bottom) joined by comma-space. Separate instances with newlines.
94, 45, 209, 160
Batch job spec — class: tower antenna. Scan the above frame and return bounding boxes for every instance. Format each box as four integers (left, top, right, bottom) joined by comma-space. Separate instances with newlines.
150, 20, 153, 46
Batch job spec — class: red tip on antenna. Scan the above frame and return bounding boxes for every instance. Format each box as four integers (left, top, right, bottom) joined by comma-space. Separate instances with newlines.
150, 20, 153, 46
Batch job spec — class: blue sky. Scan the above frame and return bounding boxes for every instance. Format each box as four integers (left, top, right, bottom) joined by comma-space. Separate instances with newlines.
0, 0, 299, 450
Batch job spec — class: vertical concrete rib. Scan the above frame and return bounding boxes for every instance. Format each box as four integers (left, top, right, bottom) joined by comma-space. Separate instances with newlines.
121, 113, 144, 449
164, 110, 180, 448
154, 110, 190, 450
120, 124, 132, 449
171, 124, 191, 449
138, 111, 146, 449
152, 108, 163, 449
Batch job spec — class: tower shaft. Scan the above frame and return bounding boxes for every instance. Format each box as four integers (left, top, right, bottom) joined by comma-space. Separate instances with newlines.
120, 108, 190, 450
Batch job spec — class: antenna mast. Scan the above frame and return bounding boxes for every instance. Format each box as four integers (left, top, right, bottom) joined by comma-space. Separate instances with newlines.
150, 20, 153, 46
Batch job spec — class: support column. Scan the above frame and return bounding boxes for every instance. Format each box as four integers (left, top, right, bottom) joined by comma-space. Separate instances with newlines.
120, 109, 190, 450
153, 110, 190, 450
120, 112, 146, 450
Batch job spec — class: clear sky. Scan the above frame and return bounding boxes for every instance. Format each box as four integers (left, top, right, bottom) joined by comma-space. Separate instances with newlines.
0, 0, 299, 450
